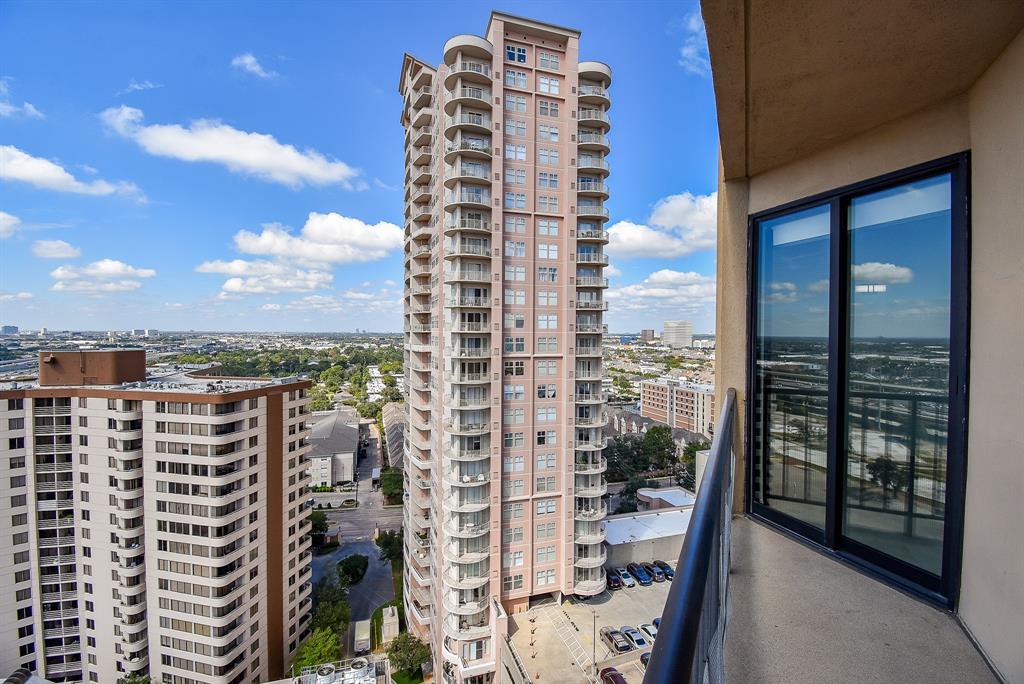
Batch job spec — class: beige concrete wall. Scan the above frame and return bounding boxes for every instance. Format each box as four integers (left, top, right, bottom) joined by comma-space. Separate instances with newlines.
715, 26, 1024, 681
959, 28, 1024, 683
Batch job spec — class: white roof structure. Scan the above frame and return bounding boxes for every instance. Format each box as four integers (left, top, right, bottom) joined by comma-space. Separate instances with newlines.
604, 508, 693, 545
637, 487, 696, 507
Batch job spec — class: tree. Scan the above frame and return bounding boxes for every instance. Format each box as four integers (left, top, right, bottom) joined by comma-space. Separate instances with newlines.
310, 509, 329, 535
311, 576, 351, 634
642, 425, 678, 470
338, 554, 369, 585
376, 528, 403, 563
387, 632, 431, 674
615, 475, 656, 514
291, 627, 341, 670
866, 456, 908, 506
679, 440, 710, 491
117, 676, 150, 684
380, 468, 404, 501
604, 435, 643, 482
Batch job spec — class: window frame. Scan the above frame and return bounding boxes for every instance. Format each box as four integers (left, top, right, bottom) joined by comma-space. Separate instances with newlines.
745, 151, 970, 608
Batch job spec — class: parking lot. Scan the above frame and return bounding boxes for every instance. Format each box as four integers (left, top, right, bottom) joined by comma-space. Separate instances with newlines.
508, 572, 672, 683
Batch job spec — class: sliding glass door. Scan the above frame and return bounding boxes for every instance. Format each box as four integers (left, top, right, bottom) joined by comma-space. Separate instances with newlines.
749, 155, 968, 603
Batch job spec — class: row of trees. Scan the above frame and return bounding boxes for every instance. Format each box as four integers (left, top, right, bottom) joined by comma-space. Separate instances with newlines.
605, 425, 709, 513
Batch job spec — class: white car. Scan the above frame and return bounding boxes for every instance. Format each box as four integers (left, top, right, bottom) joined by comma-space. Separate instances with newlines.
640, 623, 658, 641
614, 566, 636, 588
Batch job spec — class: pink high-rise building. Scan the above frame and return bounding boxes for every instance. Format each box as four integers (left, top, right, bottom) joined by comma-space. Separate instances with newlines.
399, 12, 611, 683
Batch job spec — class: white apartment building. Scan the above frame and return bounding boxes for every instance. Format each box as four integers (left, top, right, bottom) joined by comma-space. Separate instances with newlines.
399, 12, 611, 684
0, 350, 313, 684
662, 320, 694, 349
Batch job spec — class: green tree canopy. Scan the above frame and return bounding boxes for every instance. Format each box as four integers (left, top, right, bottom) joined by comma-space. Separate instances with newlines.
387, 631, 431, 674
291, 627, 341, 670
375, 528, 403, 563
310, 509, 329, 535
380, 468, 404, 499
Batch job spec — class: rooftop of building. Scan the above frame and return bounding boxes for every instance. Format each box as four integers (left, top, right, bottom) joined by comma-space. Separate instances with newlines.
637, 487, 697, 508
309, 410, 359, 458
641, 377, 715, 392
604, 507, 694, 545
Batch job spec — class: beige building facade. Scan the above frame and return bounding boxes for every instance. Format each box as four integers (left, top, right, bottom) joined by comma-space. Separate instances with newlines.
640, 378, 715, 436
704, 1, 1024, 680
0, 350, 312, 684
399, 12, 610, 684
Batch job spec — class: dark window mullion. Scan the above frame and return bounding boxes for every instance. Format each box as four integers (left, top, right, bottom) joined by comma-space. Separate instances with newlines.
825, 196, 846, 550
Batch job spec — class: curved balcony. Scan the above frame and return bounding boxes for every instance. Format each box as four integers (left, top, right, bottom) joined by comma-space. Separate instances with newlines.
578, 84, 611, 107
445, 496, 490, 513
576, 252, 609, 265
577, 180, 609, 199
445, 112, 491, 138
446, 348, 490, 361
574, 549, 607, 568
575, 436, 608, 451
575, 504, 608, 521
576, 228, 609, 243
578, 157, 610, 175
575, 528, 607, 545
409, 203, 433, 224
443, 421, 489, 436
446, 269, 490, 284
443, 544, 489, 564
442, 615, 491, 641
576, 322, 608, 334
443, 594, 490, 616
445, 470, 490, 487
445, 189, 490, 210
445, 370, 490, 384
410, 145, 432, 166
444, 60, 492, 87
574, 412, 608, 427
445, 295, 490, 308
576, 276, 609, 289
444, 446, 489, 462
445, 393, 490, 409
408, 223, 433, 242
409, 124, 432, 147
444, 519, 490, 538
445, 86, 492, 115
578, 60, 613, 86
444, 163, 491, 186
577, 205, 609, 220
575, 482, 608, 497
574, 458, 607, 476
440, 571, 488, 593
448, 320, 489, 332
445, 139, 492, 162
445, 216, 491, 236
576, 300, 608, 311
411, 86, 433, 109
574, 577, 606, 596
575, 392, 608, 404
577, 132, 610, 154
443, 34, 494, 66
578, 108, 611, 130
409, 164, 432, 186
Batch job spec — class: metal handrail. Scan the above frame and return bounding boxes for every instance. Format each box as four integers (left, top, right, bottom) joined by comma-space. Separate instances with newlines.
643, 387, 736, 684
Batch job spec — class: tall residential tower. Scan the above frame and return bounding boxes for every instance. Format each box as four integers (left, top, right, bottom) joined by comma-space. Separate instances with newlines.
399, 12, 611, 684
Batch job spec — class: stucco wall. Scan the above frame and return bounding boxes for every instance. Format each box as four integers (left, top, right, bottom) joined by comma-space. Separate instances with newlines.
715, 26, 1024, 681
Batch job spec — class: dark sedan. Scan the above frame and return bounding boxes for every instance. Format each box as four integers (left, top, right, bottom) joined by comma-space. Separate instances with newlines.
626, 561, 653, 586
599, 667, 629, 684
606, 570, 622, 590
642, 562, 666, 582
653, 559, 675, 579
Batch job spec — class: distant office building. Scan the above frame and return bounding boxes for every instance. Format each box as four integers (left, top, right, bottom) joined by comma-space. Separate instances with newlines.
144, 329, 158, 337
662, 320, 694, 349
1, 326, 18, 335
640, 328, 655, 342
130, 328, 145, 336
640, 377, 716, 436
0, 349, 313, 682
38, 328, 47, 336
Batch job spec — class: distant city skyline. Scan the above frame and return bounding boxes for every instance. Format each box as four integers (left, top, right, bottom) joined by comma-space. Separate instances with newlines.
0, 0, 719, 333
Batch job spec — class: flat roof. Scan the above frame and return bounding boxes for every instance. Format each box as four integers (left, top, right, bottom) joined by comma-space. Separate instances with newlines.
604, 508, 693, 545
638, 487, 696, 507
0, 364, 305, 395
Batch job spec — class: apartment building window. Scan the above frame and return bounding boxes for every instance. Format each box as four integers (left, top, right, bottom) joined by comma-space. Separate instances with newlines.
503, 385, 525, 401
505, 69, 527, 88
503, 454, 525, 471
750, 154, 968, 602
503, 502, 524, 518
504, 167, 526, 185
539, 100, 559, 117
538, 125, 559, 142
537, 384, 556, 399
505, 288, 526, 305
9, 457, 24, 469
505, 215, 526, 234
502, 432, 524, 449
538, 267, 558, 282
537, 195, 559, 212
537, 219, 558, 236
504, 240, 526, 257
503, 479, 525, 496
538, 243, 558, 259
536, 521, 556, 539
505, 94, 527, 112
504, 361, 525, 376
538, 290, 557, 306
538, 52, 560, 70
536, 500, 557, 516
504, 337, 526, 353
536, 430, 556, 445
537, 453, 556, 470
506, 45, 527, 63
8, 437, 24, 449
537, 360, 556, 375
538, 76, 560, 94
538, 171, 559, 187
504, 192, 526, 209
505, 119, 526, 137
7, 399, 23, 410
536, 407, 556, 422
537, 337, 557, 352
502, 574, 524, 591
536, 546, 556, 563
502, 551, 524, 568
505, 265, 526, 281
538, 148, 559, 165
538, 314, 557, 329
503, 527, 524, 543
504, 143, 526, 161
504, 313, 525, 329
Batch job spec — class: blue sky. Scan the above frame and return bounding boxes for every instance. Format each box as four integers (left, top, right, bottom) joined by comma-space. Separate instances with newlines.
0, 0, 720, 333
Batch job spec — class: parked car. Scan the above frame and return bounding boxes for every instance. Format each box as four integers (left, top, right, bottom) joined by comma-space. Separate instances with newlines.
621, 625, 649, 650
653, 616, 661, 628
613, 566, 636, 588
606, 570, 622, 590
599, 627, 632, 654
599, 667, 628, 684
626, 562, 653, 586
640, 622, 658, 641
640, 652, 651, 670
642, 562, 666, 582
652, 559, 675, 579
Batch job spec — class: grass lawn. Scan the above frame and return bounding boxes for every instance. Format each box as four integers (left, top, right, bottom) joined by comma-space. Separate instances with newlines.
391, 670, 423, 684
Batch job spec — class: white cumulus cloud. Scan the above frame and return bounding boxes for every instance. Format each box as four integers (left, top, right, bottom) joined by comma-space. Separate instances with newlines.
233, 212, 402, 264
50, 259, 155, 293
196, 259, 332, 294
679, 13, 711, 77
100, 106, 359, 189
853, 262, 913, 284
33, 239, 81, 258
0, 292, 33, 302
605, 269, 716, 314
231, 53, 277, 79
0, 145, 142, 198
607, 191, 717, 259
0, 211, 21, 238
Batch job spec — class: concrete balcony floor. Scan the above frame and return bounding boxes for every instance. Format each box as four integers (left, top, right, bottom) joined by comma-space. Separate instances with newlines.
726, 517, 996, 683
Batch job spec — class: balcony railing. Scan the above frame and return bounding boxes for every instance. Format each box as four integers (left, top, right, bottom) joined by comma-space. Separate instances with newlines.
643, 387, 736, 684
